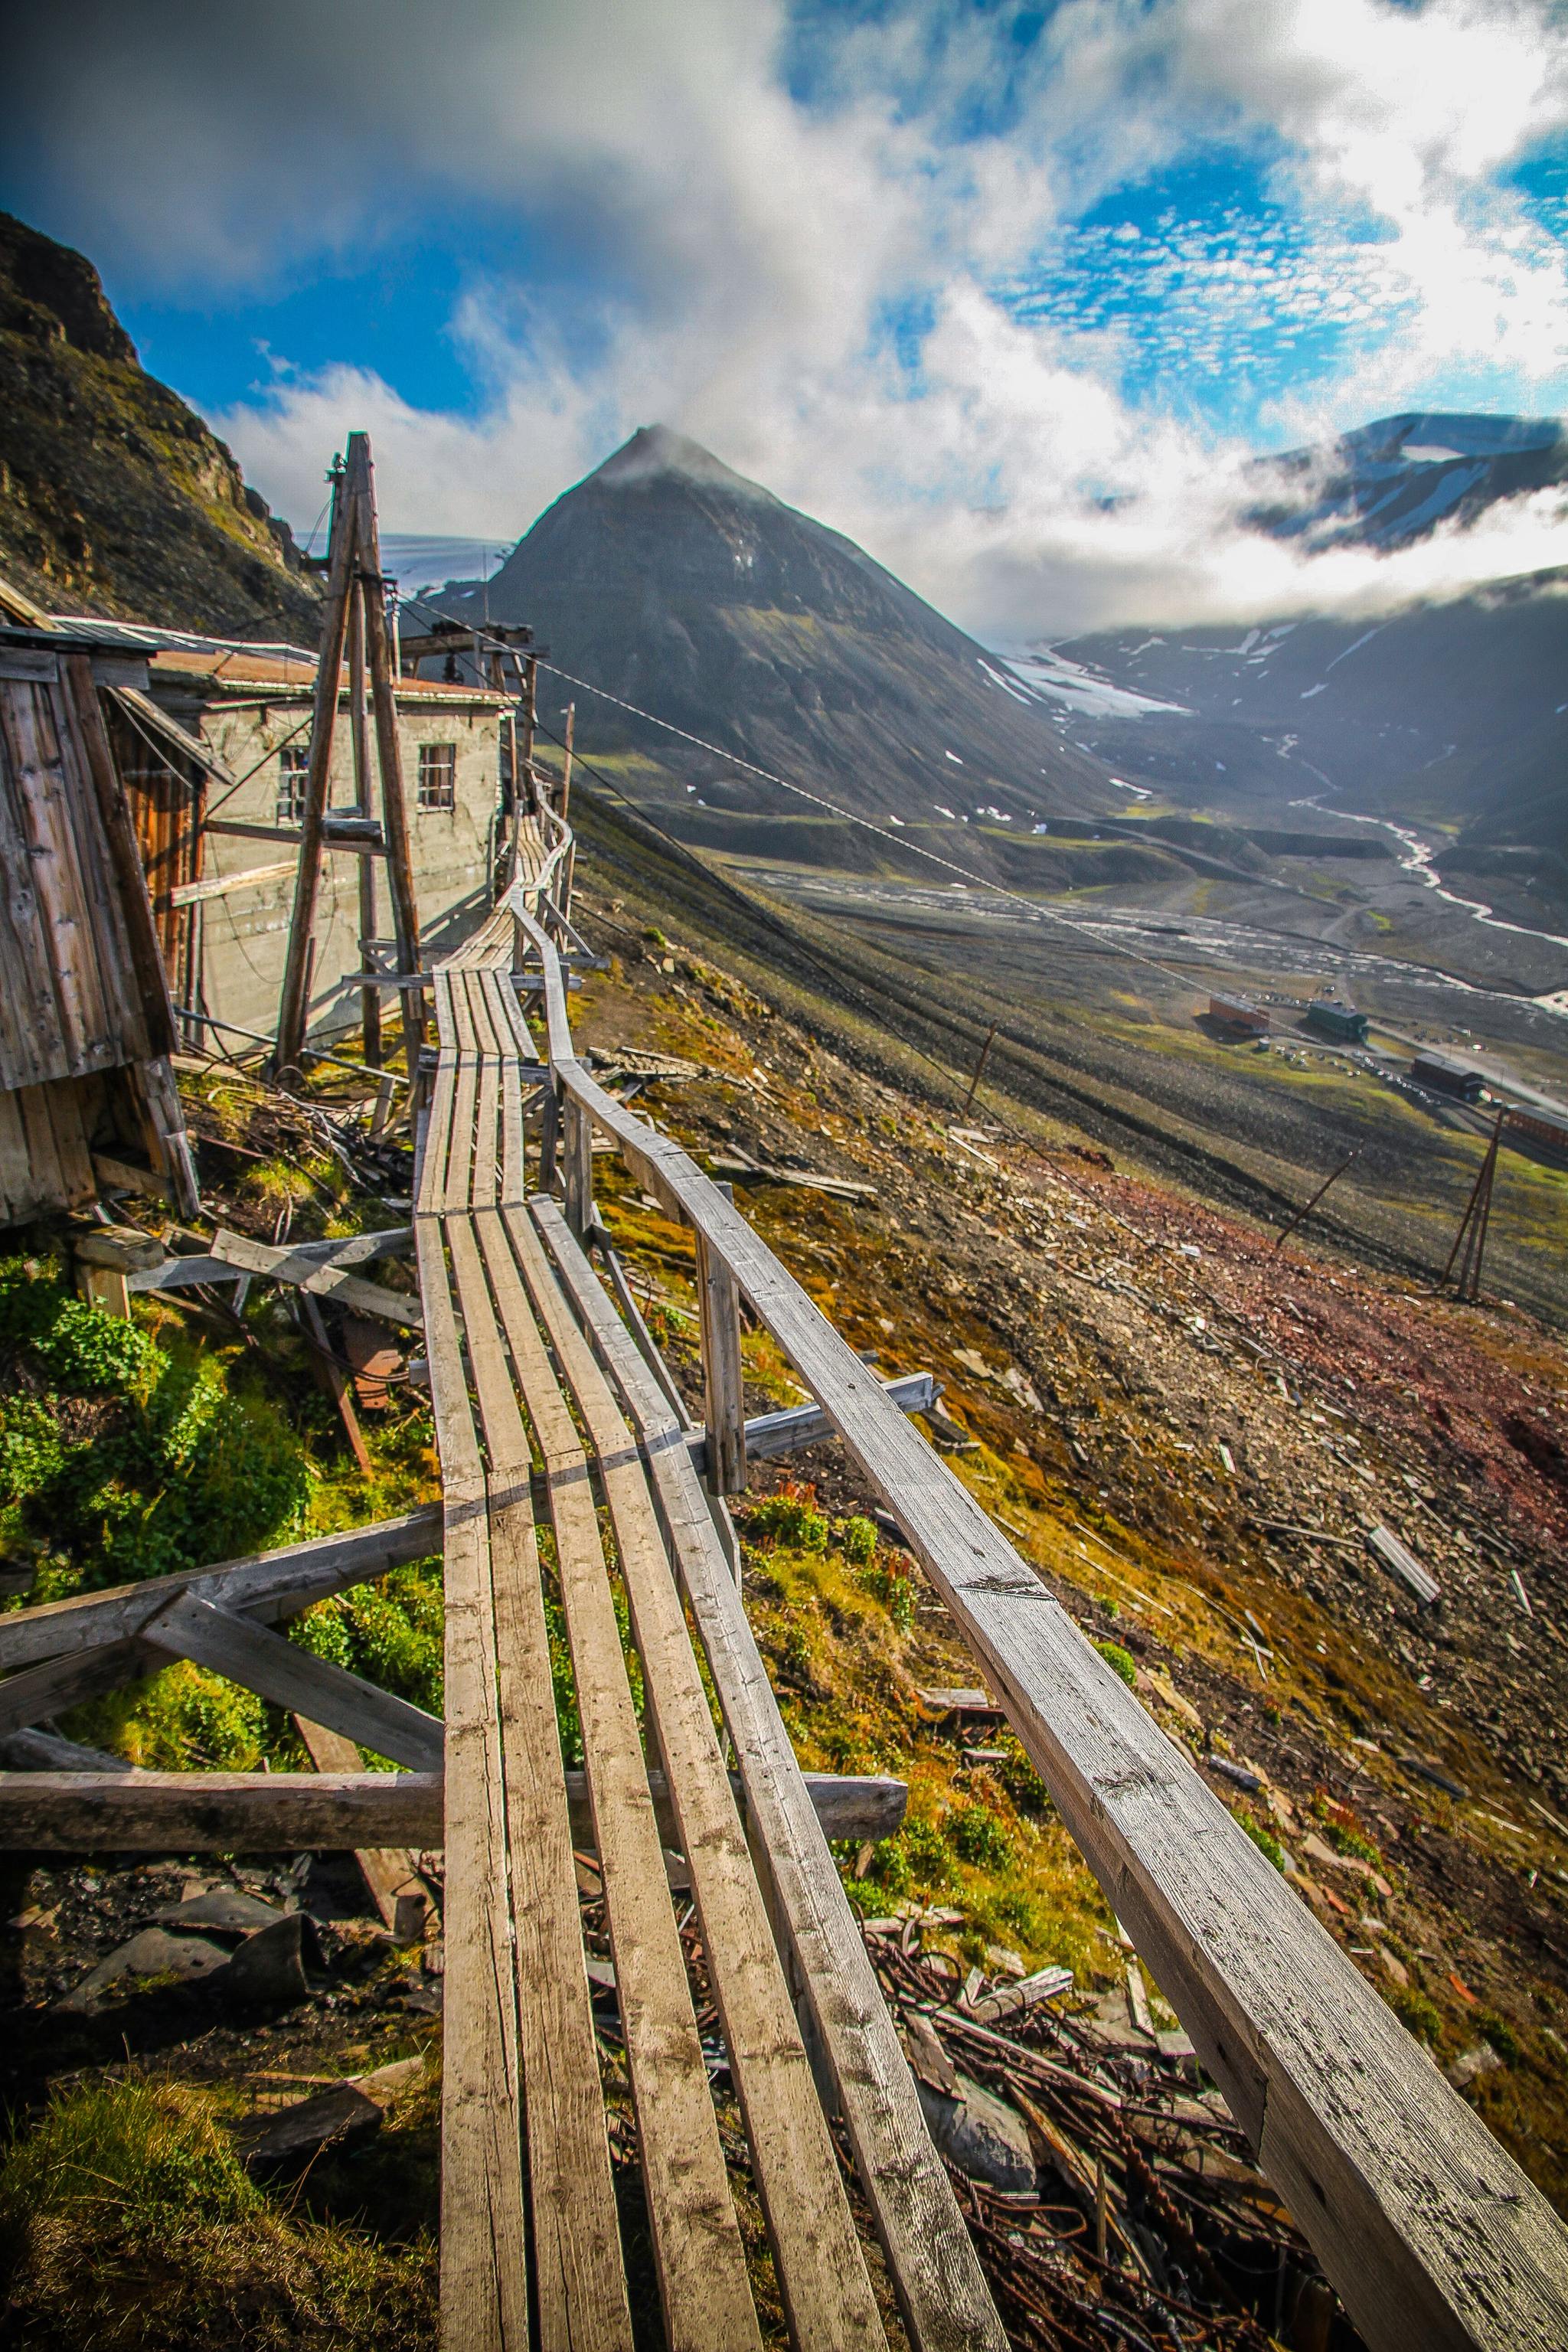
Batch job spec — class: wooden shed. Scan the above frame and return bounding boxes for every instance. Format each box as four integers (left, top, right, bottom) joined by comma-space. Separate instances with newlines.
0, 590, 197, 1225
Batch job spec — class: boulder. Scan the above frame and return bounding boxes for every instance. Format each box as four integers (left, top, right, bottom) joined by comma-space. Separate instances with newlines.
58, 1926, 229, 2011
207, 1912, 310, 2006
239, 2082, 382, 2175
154, 1890, 285, 1936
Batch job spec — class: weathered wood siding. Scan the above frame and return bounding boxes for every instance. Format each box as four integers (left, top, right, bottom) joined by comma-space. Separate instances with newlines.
0, 671, 154, 1089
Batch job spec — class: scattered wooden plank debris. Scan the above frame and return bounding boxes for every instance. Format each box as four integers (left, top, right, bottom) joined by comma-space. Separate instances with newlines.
1365, 1523, 1441, 1606
710, 1148, 877, 1204
916, 1687, 1005, 1720
211, 1228, 423, 1329
966, 1963, 1073, 2025
1398, 1753, 1470, 1799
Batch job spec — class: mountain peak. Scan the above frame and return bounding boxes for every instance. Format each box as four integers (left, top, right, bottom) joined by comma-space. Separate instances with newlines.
591, 424, 771, 498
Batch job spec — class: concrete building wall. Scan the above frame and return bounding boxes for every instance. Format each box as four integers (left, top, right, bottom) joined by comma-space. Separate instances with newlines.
175, 684, 503, 1040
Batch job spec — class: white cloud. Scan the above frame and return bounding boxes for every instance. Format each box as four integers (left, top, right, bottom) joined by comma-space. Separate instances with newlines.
12, 0, 1568, 632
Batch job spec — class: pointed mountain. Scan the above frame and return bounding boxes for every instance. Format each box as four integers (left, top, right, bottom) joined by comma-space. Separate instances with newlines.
440, 427, 1113, 837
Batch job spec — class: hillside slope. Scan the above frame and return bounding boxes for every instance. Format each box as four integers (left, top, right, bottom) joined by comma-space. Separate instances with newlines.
0, 212, 320, 637
438, 425, 1116, 834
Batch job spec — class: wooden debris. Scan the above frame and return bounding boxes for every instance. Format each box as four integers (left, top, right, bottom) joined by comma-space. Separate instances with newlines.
1365, 1523, 1441, 1606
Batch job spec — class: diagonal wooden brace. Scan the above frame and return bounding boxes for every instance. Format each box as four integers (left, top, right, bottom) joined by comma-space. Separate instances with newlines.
142, 1593, 444, 1772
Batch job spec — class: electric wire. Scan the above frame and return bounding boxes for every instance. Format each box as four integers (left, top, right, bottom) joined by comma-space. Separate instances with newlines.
398, 587, 1200, 999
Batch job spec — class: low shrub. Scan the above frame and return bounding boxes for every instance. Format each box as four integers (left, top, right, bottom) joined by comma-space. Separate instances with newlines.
835, 1514, 877, 1565
746, 1484, 828, 1552
949, 1802, 1016, 1873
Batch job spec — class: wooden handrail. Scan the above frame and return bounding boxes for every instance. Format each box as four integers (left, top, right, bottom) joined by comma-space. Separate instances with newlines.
508, 892, 1568, 2352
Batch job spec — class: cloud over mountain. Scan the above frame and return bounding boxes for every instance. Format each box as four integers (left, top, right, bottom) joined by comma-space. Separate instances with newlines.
7, 0, 1568, 635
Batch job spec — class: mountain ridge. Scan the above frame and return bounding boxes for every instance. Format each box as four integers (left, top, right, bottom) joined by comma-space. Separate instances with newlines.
0, 211, 319, 636
438, 424, 1119, 836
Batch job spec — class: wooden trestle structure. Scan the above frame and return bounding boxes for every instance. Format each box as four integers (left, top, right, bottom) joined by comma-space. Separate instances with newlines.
2, 805, 1567, 2347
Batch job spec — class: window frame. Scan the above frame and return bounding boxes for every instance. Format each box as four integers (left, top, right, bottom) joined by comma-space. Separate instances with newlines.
416, 741, 458, 812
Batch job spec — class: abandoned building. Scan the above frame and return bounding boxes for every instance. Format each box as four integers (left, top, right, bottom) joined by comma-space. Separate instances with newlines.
114, 631, 509, 1041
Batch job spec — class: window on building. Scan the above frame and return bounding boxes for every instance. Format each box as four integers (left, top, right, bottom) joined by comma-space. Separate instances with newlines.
418, 742, 457, 811
276, 741, 309, 825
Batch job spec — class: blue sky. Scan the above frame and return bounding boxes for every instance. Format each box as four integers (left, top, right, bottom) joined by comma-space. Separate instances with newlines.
7, 0, 1568, 632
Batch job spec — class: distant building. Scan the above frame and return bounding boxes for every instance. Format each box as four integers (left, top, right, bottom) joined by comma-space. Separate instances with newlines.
1208, 993, 1269, 1036
1508, 1103, 1568, 1161
1410, 1051, 1485, 1103
1305, 999, 1369, 1044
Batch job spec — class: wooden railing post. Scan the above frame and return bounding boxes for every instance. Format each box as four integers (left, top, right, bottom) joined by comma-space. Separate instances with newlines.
562, 1094, 593, 1237
538, 1075, 560, 1196
696, 1185, 746, 1498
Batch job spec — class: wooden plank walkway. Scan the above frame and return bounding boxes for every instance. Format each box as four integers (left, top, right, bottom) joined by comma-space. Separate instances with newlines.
414, 943, 1003, 2349
502, 893, 1568, 2352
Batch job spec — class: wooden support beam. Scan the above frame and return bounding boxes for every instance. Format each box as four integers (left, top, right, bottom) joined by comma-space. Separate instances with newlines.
353, 452, 426, 1086
562, 1090, 593, 1237
717, 1371, 938, 1468
0, 1770, 443, 1850
275, 449, 356, 1077
295, 1715, 426, 1929
0, 1635, 155, 1737
0, 1508, 442, 1674
695, 1201, 746, 1499
140, 1593, 443, 1772
0, 1762, 900, 1854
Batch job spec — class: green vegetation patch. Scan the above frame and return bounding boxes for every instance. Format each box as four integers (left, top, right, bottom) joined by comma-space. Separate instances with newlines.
0, 2075, 435, 2350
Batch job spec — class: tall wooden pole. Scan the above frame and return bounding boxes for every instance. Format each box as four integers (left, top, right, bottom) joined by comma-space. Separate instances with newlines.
1442, 1109, 1504, 1302
559, 701, 575, 818
347, 582, 381, 1071
960, 1023, 998, 1119
350, 439, 426, 1083
521, 653, 538, 814
1273, 1148, 1358, 1253
275, 453, 355, 1078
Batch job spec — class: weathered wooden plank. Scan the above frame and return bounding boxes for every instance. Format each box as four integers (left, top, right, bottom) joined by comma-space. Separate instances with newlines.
0, 1769, 444, 1849
695, 1223, 746, 1498
0, 1635, 155, 1736
293, 1715, 427, 1930
446, 1214, 634, 2352
535, 1200, 1003, 2352
0, 1508, 442, 1672
474, 1208, 760, 2352
210, 1227, 423, 1329
511, 901, 1568, 2352
141, 1594, 443, 1772
415, 1210, 529, 2352
715, 1371, 938, 1468
167, 860, 296, 909
505, 1206, 886, 2350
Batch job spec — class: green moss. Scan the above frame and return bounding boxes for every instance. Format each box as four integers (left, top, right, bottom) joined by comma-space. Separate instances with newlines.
1240, 1815, 1286, 1872
746, 1490, 828, 1550
948, 1801, 1016, 1872
835, 1514, 877, 1565
1390, 1985, 1443, 2046
1096, 1639, 1138, 1687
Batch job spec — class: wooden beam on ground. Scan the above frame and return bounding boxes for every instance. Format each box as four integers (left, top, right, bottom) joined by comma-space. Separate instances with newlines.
535, 1200, 1004, 2352
0, 1770, 443, 1850
0, 1508, 442, 1674
502, 1204, 887, 2350
211, 1227, 423, 1329
141, 1594, 443, 1772
510, 900, 1568, 2352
